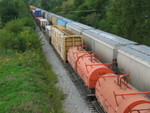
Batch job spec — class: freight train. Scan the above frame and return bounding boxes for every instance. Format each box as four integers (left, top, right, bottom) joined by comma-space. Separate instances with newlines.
29, 6, 150, 113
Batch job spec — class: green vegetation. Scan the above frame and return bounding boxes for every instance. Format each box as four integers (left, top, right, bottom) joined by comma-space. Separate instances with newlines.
0, 50, 65, 113
0, 17, 37, 53
33, 0, 150, 46
0, 0, 65, 112
0, 0, 28, 26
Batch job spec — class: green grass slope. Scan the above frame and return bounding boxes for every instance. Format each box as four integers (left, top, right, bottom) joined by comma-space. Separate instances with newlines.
0, 50, 65, 113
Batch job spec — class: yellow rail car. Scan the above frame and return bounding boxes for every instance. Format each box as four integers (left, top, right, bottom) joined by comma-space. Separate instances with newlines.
51, 25, 83, 62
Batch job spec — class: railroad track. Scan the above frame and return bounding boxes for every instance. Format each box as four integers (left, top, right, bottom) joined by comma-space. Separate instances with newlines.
62, 61, 98, 113
36, 22, 105, 113
48, 42, 104, 113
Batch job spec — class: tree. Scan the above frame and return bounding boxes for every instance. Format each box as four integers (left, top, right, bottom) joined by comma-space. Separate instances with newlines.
41, 0, 52, 11
99, 0, 150, 46
0, 0, 18, 24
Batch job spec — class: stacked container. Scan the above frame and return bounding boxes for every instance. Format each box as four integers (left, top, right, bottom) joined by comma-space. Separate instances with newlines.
35, 9, 42, 17
57, 18, 73, 27
39, 19, 49, 28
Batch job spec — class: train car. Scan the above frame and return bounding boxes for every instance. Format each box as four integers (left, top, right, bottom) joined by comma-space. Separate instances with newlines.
29, 6, 36, 16
57, 18, 73, 27
45, 13, 63, 25
95, 73, 150, 113
34, 9, 42, 17
52, 15, 64, 25
117, 45, 150, 91
38, 19, 49, 29
51, 25, 83, 62
45, 25, 51, 42
35, 17, 43, 26
41, 10, 47, 18
67, 46, 114, 90
66, 22, 94, 35
31, 6, 150, 113
82, 29, 137, 64
45, 12, 52, 21
44, 12, 55, 24
29, 5, 36, 11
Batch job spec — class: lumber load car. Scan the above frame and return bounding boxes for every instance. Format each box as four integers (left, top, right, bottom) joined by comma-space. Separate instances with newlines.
51, 25, 83, 62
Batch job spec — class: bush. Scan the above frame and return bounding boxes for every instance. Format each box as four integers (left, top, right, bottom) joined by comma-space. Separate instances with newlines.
17, 28, 41, 51
0, 30, 16, 53
0, 17, 41, 52
4, 19, 24, 34
20, 17, 35, 29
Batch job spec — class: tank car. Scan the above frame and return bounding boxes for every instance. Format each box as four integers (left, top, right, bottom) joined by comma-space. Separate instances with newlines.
67, 46, 114, 89
95, 73, 150, 113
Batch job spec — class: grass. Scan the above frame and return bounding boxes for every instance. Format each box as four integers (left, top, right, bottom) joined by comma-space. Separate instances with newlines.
0, 3, 65, 112
0, 49, 65, 113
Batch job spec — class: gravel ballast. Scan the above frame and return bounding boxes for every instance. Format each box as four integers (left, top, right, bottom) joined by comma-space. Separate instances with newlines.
36, 27, 91, 113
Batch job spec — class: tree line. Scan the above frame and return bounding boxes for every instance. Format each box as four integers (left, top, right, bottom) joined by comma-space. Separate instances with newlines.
33, 0, 150, 46
0, 0, 40, 53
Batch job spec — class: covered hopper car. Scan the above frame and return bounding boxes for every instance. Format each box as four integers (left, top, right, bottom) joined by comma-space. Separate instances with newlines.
117, 45, 150, 91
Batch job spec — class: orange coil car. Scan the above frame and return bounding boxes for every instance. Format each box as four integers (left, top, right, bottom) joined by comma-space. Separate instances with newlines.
67, 46, 114, 88
95, 73, 150, 113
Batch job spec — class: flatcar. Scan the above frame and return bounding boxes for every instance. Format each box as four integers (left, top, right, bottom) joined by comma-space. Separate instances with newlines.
51, 25, 83, 62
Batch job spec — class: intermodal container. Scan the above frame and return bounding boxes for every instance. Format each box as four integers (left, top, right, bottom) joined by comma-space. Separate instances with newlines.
57, 18, 73, 27
35, 10, 42, 17
39, 19, 49, 28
